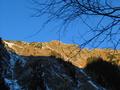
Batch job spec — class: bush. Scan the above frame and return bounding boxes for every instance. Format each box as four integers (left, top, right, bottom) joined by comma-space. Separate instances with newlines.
30, 43, 42, 48
34, 43, 42, 48
87, 56, 103, 64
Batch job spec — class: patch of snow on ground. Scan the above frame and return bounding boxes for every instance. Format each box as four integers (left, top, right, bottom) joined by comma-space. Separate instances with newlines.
45, 82, 51, 90
4, 41, 23, 49
4, 78, 21, 90
4, 51, 26, 90
4, 41, 15, 48
88, 80, 99, 90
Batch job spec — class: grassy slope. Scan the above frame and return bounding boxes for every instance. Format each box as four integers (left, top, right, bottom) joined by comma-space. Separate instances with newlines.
4, 40, 120, 68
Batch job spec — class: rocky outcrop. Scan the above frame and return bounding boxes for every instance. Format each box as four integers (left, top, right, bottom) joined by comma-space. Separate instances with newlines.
0, 39, 10, 90
0, 78, 10, 90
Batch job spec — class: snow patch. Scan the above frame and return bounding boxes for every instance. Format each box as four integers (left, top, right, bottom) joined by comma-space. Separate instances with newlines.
4, 41, 23, 49
45, 83, 51, 90
4, 78, 21, 90
88, 80, 99, 89
4, 41, 15, 48
4, 51, 26, 90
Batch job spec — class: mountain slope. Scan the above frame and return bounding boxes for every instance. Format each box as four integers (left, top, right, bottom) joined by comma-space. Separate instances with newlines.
4, 40, 120, 68
0, 40, 106, 90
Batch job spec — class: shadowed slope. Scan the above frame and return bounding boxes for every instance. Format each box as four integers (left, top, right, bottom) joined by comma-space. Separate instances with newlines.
85, 58, 120, 90
14, 55, 103, 90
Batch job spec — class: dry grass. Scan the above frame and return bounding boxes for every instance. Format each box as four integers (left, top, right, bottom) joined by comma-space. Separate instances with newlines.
5, 40, 120, 68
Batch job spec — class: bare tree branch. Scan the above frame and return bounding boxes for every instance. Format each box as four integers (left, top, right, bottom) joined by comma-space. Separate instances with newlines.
30, 0, 120, 48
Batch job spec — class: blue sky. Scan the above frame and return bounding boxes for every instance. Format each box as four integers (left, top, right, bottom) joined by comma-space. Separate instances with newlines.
0, 0, 81, 43
0, 0, 119, 49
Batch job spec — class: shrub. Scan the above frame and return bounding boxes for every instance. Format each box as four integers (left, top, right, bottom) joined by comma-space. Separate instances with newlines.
87, 56, 103, 64
50, 51, 61, 58
30, 43, 42, 48
34, 43, 42, 48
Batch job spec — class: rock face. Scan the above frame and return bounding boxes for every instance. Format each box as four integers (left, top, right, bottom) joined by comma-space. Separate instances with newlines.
0, 40, 10, 90
0, 40, 105, 90
0, 78, 10, 90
